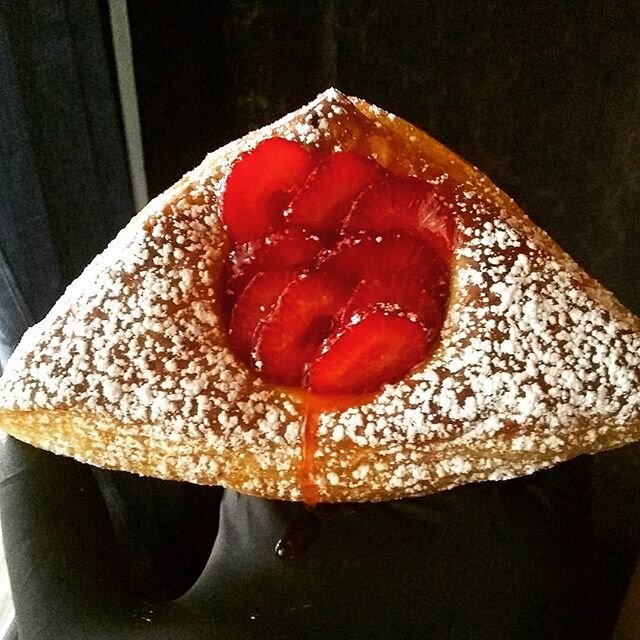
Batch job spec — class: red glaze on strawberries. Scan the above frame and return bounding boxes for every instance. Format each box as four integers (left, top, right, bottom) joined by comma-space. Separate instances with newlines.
228, 270, 295, 360
225, 228, 324, 299
342, 176, 456, 259
253, 272, 352, 386
307, 306, 430, 394
221, 138, 456, 395
286, 152, 386, 236
340, 274, 444, 328
221, 138, 315, 243
315, 232, 446, 287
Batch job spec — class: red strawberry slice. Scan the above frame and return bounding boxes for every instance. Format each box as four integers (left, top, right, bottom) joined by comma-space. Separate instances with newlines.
219, 138, 455, 396
254, 272, 352, 386
286, 152, 386, 235
221, 137, 315, 243
315, 232, 447, 290
307, 306, 430, 394
228, 270, 295, 360
341, 274, 445, 327
225, 228, 324, 299
342, 176, 456, 258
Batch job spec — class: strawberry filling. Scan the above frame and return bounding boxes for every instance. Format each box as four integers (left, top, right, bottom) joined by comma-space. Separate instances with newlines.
342, 176, 456, 259
225, 228, 324, 299
285, 152, 387, 237
253, 272, 352, 386
315, 232, 446, 287
340, 274, 443, 328
219, 137, 456, 396
307, 306, 430, 395
228, 270, 295, 360
221, 137, 315, 243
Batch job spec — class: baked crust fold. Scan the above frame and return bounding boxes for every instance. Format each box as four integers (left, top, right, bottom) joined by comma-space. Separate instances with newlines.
0, 89, 638, 502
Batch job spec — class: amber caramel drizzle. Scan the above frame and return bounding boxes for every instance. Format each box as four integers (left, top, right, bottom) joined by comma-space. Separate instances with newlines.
291, 390, 377, 505
300, 406, 320, 505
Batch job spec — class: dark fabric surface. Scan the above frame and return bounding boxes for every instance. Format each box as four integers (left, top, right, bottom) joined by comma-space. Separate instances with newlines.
0, 0, 135, 634
0, 0, 134, 339
0, 1, 639, 638
0, 437, 609, 640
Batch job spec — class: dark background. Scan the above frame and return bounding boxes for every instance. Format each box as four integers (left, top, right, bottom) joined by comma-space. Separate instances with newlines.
128, 0, 640, 316
1, 0, 640, 627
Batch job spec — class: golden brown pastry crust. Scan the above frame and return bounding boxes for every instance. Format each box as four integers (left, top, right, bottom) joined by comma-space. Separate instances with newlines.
1, 89, 639, 502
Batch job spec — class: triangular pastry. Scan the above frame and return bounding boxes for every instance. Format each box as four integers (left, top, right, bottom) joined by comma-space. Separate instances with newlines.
0, 88, 638, 502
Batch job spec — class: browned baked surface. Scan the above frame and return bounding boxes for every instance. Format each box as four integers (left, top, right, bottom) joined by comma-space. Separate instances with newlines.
0, 89, 639, 502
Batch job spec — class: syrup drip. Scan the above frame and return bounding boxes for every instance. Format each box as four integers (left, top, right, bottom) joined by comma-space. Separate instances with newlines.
300, 407, 320, 505
275, 508, 321, 560
293, 390, 377, 506
276, 391, 377, 560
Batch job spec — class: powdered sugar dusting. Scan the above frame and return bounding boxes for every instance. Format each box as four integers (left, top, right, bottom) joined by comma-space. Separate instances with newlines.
0, 88, 639, 502
0, 163, 304, 497
312, 145, 640, 497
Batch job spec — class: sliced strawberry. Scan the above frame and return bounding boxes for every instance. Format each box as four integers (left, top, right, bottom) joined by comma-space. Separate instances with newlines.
228, 270, 295, 360
225, 228, 324, 299
219, 141, 455, 394
315, 232, 447, 289
254, 272, 352, 386
342, 176, 456, 258
307, 306, 430, 394
286, 152, 386, 235
341, 274, 445, 327
221, 138, 315, 243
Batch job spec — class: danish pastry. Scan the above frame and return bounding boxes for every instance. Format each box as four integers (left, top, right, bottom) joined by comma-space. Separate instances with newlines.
0, 88, 638, 503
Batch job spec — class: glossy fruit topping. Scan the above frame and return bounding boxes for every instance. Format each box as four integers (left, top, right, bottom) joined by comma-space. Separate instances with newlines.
315, 232, 446, 286
340, 274, 443, 328
342, 176, 456, 259
307, 306, 430, 394
253, 272, 352, 386
285, 152, 386, 236
228, 270, 295, 360
221, 138, 315, 243
220, 138, 456, 395
225, 228, 323, 299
